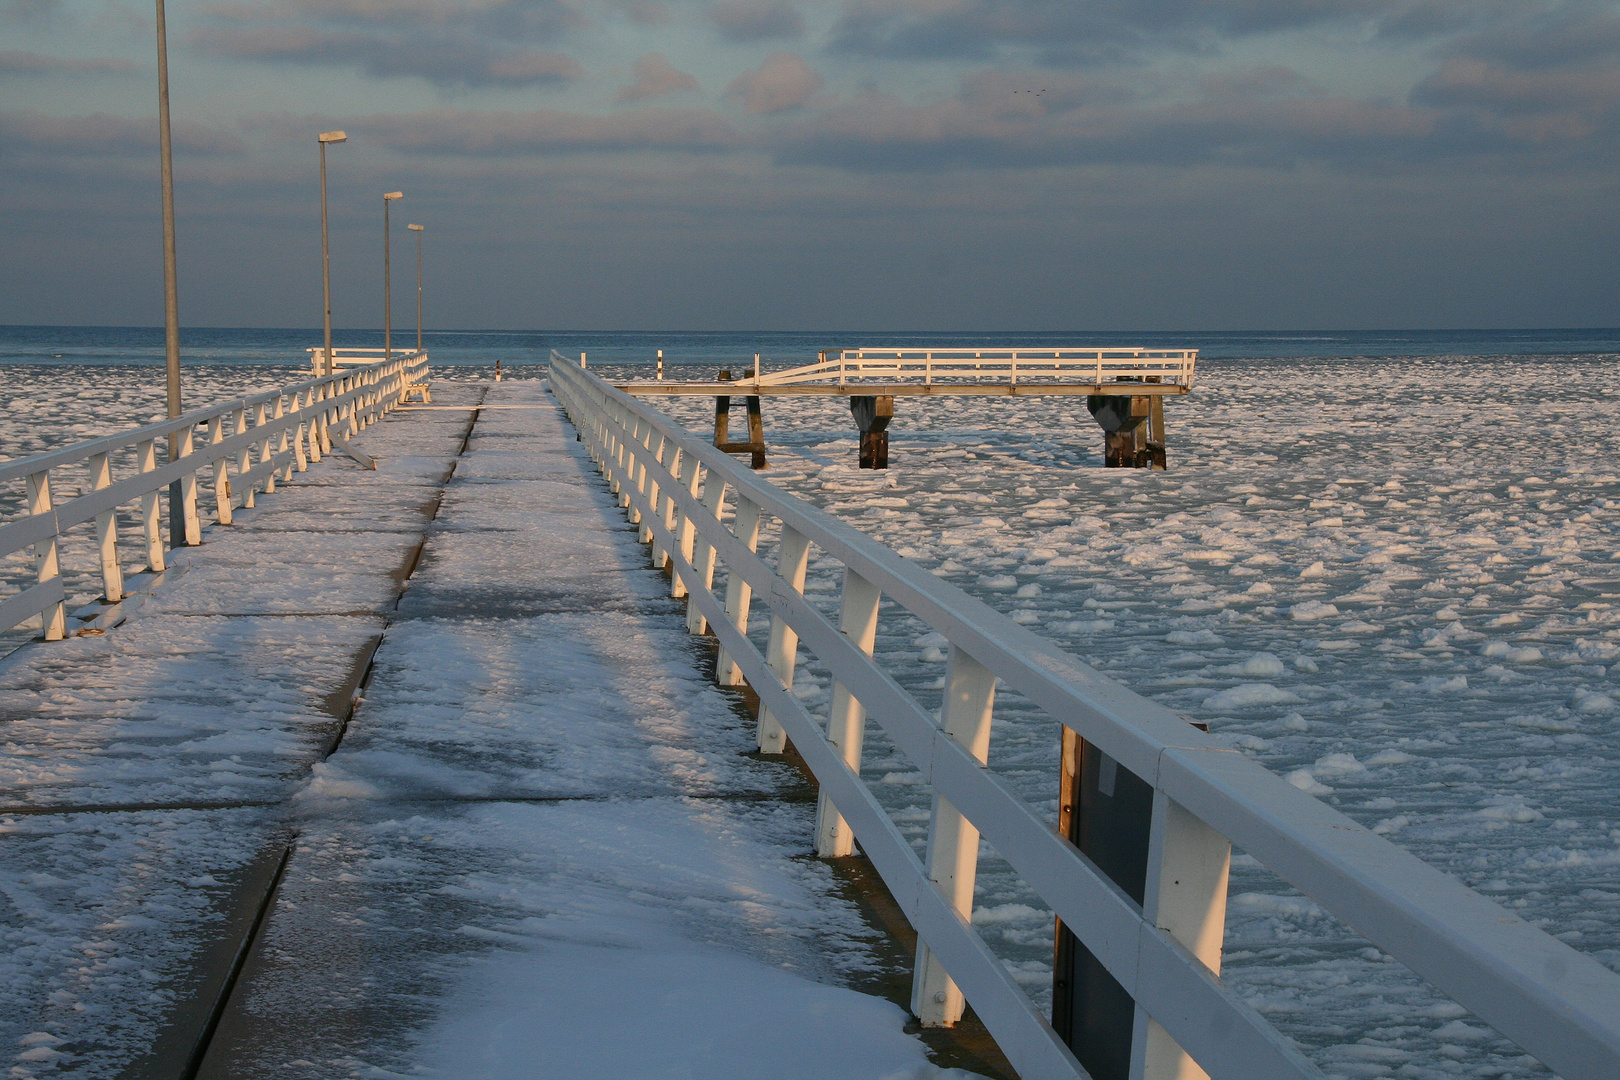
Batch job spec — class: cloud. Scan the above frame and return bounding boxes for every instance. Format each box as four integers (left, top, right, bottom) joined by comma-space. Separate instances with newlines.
191, 0, 586, 87
0, 50, 137, 75
725, 52, 822, 113
2, 0, 60, 23
345, 106, 738, 154
825, 0, 1479, 61
1415, 58, 1620, 115
764, 85, 1444, 172
192, 26, 583, 88
604, 0, 669, 23
615, 53, 701, 102
710, 0, 804, 41
0, 112, 246, 157
1405, 7, 1620, 141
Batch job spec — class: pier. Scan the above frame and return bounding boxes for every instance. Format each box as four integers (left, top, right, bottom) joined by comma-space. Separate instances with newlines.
612, 347, 1198, 471
1, 352, 1618, 1080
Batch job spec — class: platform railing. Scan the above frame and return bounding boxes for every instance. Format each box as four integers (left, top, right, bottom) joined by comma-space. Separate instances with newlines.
307, 346, 422, 372
548, 349, 1620, 1080
0, 351, 427, 639
750, 347, 1198, 389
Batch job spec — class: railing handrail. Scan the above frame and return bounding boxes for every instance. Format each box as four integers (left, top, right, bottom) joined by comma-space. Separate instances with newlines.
546, 349, 1620, 1080
745, 346, 1199, 389
0, 350, 428, 484
0, 351, 428, 640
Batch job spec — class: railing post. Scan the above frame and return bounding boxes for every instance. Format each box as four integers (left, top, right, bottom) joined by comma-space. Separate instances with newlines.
88, 451, 125, 602
25, 470, 66, 640
912, 644, 998, 1026
179, 425, 201, 545
686, 473, 729, 635
137, 438, 165, 572
815, 568, 881, 857
318, 383, 332, 455
266, 400, 287, 486
670, 455, 701, 598
208, 414, 233, 525
304, 389, 321, 464
714, 496, 762, 686
642, 433, 666, 547
756, 524, 811, 754
632, 423, 656, 527
235, 406, 257, 507
660, 445, 684, 564
1130, 794, 1231, 1080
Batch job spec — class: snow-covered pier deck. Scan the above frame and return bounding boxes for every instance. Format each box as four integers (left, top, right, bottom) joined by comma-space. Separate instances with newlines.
1, 382, 981, 1080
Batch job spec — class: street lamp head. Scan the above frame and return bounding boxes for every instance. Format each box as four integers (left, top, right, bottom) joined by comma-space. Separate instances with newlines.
384, 191, 404, 200
407, 223, 424, 231
318, 130, 347, 143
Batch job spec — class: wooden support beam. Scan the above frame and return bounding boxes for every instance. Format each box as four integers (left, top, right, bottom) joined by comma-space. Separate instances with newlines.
711, 370, 769, 469
1088, 393, 1166, 469
1052, 718, 1223, 1080
850, 395, 894, 469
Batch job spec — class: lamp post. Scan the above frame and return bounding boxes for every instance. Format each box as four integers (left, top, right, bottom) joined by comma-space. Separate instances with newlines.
154, 0, 184, 544
383, 191, 403, 360
407, 223, 423, 353
317, 131, 346, 377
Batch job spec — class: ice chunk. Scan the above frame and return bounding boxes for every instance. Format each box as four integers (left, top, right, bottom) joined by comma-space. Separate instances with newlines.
1287, 768, 1332, 795
1573, 690, 1615, 713
1312, 753, 1366, 778
1238, 652, 1286, 677
1289, 600, 1340, 621
1203, 683, 1302, 710
1166, 629, 1223, 646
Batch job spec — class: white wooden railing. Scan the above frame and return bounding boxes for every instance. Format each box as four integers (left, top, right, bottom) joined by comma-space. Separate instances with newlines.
0, 351, 428, 640
748, 347, 1198, 389
307, 346, 419, 372
548, 350, 1619, 1080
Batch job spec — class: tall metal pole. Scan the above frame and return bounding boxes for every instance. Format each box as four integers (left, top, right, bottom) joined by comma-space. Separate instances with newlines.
155, 0, 184, 545
383, 194, 391, 361
414, 226, 422, 352
382, 191, 402, 361
320, 140, 331, 377
317, 131, 345, 378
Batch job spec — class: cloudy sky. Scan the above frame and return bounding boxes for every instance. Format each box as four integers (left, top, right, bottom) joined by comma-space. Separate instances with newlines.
3, 0, 1619, 331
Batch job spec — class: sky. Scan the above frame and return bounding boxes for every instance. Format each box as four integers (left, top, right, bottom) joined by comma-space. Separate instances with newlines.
2, 0, 1619, 331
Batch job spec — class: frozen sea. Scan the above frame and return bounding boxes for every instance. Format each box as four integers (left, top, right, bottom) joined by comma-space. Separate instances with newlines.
3, 326, 1620, 1079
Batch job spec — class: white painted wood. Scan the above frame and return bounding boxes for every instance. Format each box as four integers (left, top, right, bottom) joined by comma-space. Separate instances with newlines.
642, 433, 666, 548
815, 568, 881, 857
258, 402, 278, 492
209, 415, 233, 525
671, 453, 701, 598
757, 524, 811, 754
685, 473, 728, 635
1132, 792, 1232, 1080
137, 438, 164, 572
656, 443, 682, 570
913, 644, 998, 1026
714, 497, 762, 686
24, 470, 66, 641
87, 452, 124, 602
739, 347, 1199, 390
